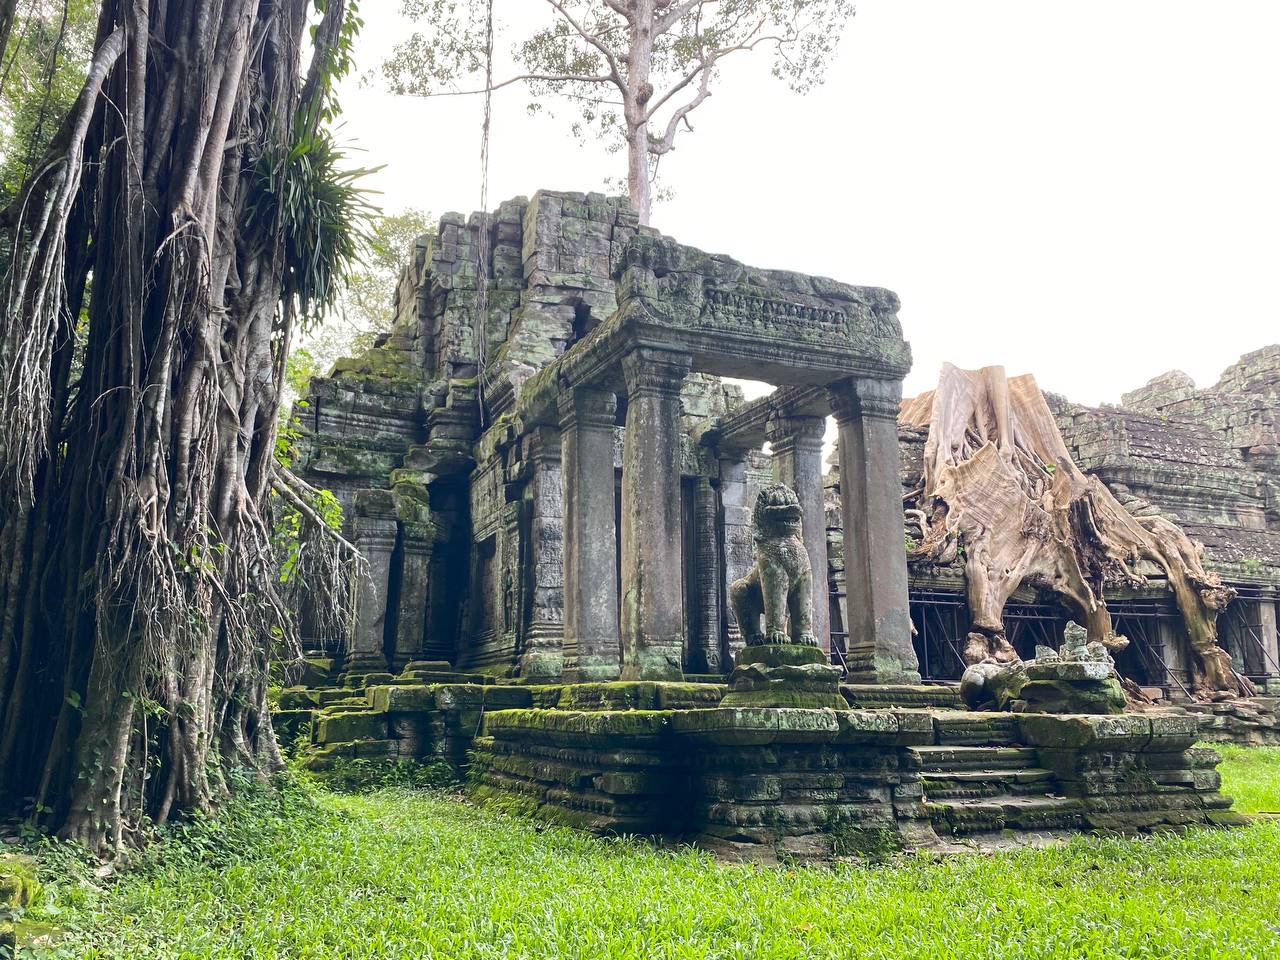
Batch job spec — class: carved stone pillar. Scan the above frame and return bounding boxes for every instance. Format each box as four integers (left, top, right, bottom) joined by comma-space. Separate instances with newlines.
520, 426, 564, 680
348, 489, 398, 673
559, 386, 621, 681
766, 412, 831, 654
689, 475, 723, 674
828, 377, 920, 683
719, 457, 754, 665
500, 501, 522, 652
620, 347, 692, 680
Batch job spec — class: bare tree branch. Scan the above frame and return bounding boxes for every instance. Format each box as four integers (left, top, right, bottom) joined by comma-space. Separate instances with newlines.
649, 54, 712, 155
404, 70, 615, 98
540, 0, 625, 87
654, 0, 704, 36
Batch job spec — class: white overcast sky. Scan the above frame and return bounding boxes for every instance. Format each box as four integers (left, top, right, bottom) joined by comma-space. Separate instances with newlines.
335, 0, 1280, 406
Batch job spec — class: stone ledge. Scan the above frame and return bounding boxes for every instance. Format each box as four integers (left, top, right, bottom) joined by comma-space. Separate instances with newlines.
483, 709, 673, 741
1015, 713, 1186, 751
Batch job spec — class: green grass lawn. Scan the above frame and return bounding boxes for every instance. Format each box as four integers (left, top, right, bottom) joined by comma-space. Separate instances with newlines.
16, 748, 1280, 960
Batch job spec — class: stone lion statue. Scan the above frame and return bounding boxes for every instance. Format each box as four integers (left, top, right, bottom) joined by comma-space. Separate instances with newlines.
730, 482, 817, 647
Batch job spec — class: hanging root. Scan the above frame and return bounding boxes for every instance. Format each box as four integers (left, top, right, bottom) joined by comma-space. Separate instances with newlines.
270, 464, 364, 676
0, 27, 126, 502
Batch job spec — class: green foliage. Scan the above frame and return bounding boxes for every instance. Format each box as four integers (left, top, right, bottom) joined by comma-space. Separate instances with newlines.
305, 0, 365, 127
248, 129, 378, 331
285, 208, 434, 406
342, 207, 435, 336
314, 758, 458, 793
1215, 744, 1280, 813
271, 484, 343, 585
0, 0, 98, 205
13, 748, 1280, 957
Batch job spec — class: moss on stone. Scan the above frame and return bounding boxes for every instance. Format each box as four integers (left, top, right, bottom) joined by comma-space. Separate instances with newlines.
0, 855, 40, 910
735, 644, 829, 668
316, 709, 388, 744
719, 689, 848, 710
829, 822, 904, 862
484, 709, 673, 738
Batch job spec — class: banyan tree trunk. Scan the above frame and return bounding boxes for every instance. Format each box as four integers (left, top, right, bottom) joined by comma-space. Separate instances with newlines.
0, 0, 353, 853
900, 364, 1247, 699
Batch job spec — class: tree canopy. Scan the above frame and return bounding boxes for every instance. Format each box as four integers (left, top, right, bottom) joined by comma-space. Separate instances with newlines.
385, 0, 855, 222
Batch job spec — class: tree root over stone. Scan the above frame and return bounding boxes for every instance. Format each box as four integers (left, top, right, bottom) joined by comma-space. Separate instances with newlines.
900, 364, 1251, 700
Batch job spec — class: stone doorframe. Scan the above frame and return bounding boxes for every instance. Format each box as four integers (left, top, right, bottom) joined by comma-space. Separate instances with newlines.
512, 232, 917, 683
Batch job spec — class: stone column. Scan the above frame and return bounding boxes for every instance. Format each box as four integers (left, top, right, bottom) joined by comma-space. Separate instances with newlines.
719, 457, 754, 665
689, 475, 724, 674
1260, 591, 1279, 681
559, 386, 621, 681
620, 347, 692, 680
1158, 615, 1192, 701
828, 377, 920, 683
766, 412, 831, 654
391, 526, 434, 670
520, 426, 565, 680
349, 489, 398, 674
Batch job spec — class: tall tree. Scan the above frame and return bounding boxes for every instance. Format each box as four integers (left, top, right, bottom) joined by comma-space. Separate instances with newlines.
385, 0, 855, 224
0, 0, 367, 853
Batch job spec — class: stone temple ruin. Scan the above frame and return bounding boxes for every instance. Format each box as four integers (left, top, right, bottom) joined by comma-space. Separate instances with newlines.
295, 190, 915, 687
279, 191, 1276, 857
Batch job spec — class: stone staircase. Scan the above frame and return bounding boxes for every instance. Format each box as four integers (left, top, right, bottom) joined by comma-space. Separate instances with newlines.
909, 737, 1085, 838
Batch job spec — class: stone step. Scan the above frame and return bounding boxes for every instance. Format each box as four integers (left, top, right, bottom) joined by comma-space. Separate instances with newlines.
921, 767, 1054, 801
906, 745, 1039, 773
840, 684, 963, 710
933, 712, 1019, 746
927, 794, 1084, 836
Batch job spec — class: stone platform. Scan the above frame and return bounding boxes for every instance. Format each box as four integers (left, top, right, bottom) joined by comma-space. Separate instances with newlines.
468, 704, 1240, 861
282, 673, 1242, 860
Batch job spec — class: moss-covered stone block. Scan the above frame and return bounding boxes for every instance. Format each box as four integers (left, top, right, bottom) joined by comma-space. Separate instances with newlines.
0, 855, 40, 910
735, 644, 828, 668
833, 710, 936, 746
933, 712, 1018, 746
315, 688, 360, 706
353, 739, 398, 759
1148, 713, 1200, 752
434, 684, 532, 711
367, 684, 435, 713
301, 742, 356, 770
300, 658, 335, 687
485, 709, 672, 740
719, 688, 848, 710
277, 686, 319, 710
345, 671, 394, 689
671, 707, 840, 746
1016, 713, 1153, 751
316, 710, 388, 744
